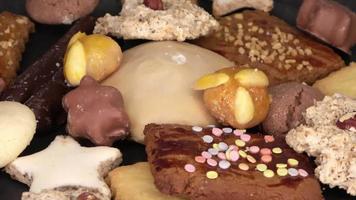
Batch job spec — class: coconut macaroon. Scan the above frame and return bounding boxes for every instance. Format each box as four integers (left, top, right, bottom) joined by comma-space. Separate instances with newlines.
286, 94, 356, 196
94, 0, 219, 41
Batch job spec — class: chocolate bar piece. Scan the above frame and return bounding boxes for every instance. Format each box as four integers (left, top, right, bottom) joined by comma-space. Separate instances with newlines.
145, 123, 323, 200
297, 0, 356, 53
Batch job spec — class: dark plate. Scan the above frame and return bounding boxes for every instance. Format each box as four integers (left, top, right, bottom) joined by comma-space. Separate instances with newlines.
0, 0, 355, 199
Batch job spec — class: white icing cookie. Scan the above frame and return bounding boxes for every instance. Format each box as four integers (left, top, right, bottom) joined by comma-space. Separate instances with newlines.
0, 101, 36, 168
102, 41, 234, 143
107, 162, 184, 200
5, 136, 122, 200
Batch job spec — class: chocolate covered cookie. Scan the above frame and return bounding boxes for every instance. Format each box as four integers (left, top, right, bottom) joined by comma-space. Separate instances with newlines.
145, 123, 323, 200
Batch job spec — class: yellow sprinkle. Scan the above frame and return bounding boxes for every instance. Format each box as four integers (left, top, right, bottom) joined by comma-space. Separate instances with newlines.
256, 164, 267, 172
272, 147, 282, 154
238, 163, 249, 171
247, 155, 256, 163
235, 139, 246, 147
206, 171, 219, 179
213, 143, 219, 150
276, 163, 287, 168
277, 168, 288, 176
239, 150, 247, 158
263, 169, 275, 178
288, 158, 299, 166
225, 149, 231, 160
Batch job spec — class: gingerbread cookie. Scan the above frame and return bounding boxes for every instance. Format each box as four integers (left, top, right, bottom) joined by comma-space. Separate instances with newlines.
5, 136, 122, 200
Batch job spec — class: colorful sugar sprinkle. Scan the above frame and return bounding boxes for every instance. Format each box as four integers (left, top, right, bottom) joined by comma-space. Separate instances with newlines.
277, 168, 288, 176
218, 152, 226, 160
212, 128, 223, 136
206, 171, 218, 179
288, 168, 299, 176
207, 158, 218, 167
218, 142, 229, 151
256, 164, 267, 172
263, 169, 275, 178
229, 150, 240, 161
202, 135, 214, 143
192, 126, 203, 132
276, 163, 287, 168
260, 148, 272, 155
202, 151, 212, 159
239, 150, 247, 158
228, 145, 238, 151
213, 143, 219, 150
195, 156, 206, 163
249, 146, 260, 154
233, 129, 245, 136
238, 163, 249, 171
184, 164, 196, 173
247, 155, 257, 163
272, 147, 282, 154
261, 155, 272, 163
240, 134, 251, 142
208, 148, 219, 155
287, 158, 299, 166
222, 127, 233, 133
219, 160, 231, 169
264, 135, 275, 143
235, 139, 246, 147
207, 124, 216, 128
298, 169, 309, 177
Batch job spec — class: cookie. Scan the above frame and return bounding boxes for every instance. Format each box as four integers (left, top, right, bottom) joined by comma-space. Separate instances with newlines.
193, 10, 345, 85
5, 136, 122, 200
145, 123, 323, 200
262, 82, 324, 136
313, 62, 356, 99
102, 41, 234, 143
107, 162, 184, 200
213, 0, 273, 17
286, 94, 356, 196
0, 101, 36, 168
94, 0, 219, 41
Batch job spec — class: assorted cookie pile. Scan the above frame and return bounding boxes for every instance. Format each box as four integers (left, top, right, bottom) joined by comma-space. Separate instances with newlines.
0, 0, 355, 200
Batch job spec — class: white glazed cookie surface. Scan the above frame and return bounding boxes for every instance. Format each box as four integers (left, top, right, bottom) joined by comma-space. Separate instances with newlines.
0, 101, 36, 168
213, 0, 273, 16
286, 94, 356, 196
5, 136, 122, 200
94, 0, 219, 41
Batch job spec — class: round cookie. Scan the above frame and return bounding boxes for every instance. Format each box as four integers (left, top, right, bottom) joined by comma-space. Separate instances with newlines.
0, 101, 36, 168
102, 41, 234, 143
26, 0, 99, 24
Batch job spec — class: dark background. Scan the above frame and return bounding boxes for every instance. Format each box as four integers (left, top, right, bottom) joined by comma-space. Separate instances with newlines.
0, 0, 355, 199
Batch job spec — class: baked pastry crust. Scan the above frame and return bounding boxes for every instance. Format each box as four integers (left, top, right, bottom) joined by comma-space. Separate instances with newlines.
194, 10, 345, 85
145, 123, 323, 200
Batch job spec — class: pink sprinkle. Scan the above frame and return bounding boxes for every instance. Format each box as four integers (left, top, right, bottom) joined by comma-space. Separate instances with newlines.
298, 169, 309, 177
218, 152, 226, 160
233, 129, 244, 136
260, 148, 272, 155
202, 151, 212, 159
228, 145, 239, 151
240, 134, 251, 142
261, 155, 272, 163
264, 135, 275, 143
184, 164, 196, 173
195, 156, 206, 163
229, 150, 240, 162
212, 128, 223, 136
249, 146, 260, 154
207, 158, 218, 167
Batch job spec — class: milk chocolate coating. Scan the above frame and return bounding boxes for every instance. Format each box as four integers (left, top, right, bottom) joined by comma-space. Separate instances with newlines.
297, 0, 356, 53
63, 76, 130, 146
0, 77, 5, 94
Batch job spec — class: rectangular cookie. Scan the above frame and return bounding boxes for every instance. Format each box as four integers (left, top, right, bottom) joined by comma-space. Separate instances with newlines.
193, 10, 345, 85
145, 123, 323, 200
0, 11, 34, 85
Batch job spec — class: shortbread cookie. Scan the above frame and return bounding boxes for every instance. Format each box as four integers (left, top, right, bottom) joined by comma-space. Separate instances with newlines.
5, 136, 122, 200
213, 0, 273, 17
145, 123, 323, 200
0, 101, 36, 168
94, 0, 219, 41
102, 41, 234, 143
313, 62, 356, 99
107, 162, 184, 200
286, 94, 356, 196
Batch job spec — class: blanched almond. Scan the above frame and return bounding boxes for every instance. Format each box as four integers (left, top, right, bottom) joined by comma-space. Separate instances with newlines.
194, 73, 230, 90
234, 87, 255, 124
234, 68, 269, 87
64, 40, 87, 86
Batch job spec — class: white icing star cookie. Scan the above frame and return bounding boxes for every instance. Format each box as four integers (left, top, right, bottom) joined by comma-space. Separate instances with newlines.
5, 136, 122, 200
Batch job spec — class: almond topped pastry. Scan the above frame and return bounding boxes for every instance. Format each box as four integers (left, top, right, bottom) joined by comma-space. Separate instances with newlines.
0, 11, 34, 87
194, 10, 345, 85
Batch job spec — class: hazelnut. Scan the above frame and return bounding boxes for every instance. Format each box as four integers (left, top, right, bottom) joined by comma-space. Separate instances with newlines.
144, 0, 164, 10
64, 32, 122, 86
77, 192, 98, 200
336, 112, 356, 132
